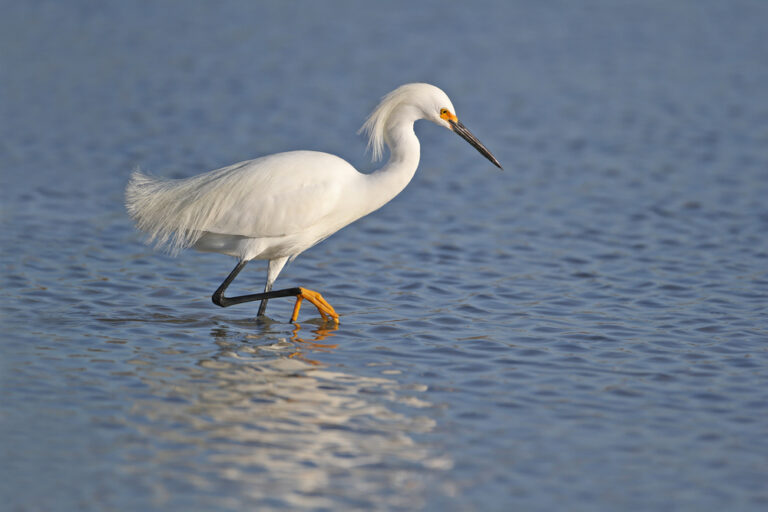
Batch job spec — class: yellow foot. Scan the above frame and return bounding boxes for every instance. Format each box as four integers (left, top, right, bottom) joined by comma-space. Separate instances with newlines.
290, 287, 339, 324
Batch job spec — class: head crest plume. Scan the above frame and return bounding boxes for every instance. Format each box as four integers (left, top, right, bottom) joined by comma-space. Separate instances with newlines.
358, 83, 444, 162
358, 87, 405, 162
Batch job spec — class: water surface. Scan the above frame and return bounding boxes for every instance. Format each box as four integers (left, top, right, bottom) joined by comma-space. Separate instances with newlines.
2, 1, 767, 510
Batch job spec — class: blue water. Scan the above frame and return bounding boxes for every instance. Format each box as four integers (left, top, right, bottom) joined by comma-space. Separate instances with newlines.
2, 1, 767, 510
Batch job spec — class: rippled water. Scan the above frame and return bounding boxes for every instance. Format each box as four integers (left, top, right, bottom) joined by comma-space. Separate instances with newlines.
2, 1, 767, 510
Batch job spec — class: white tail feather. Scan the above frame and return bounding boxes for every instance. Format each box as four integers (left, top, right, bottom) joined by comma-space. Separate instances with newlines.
125, 165, 247, 254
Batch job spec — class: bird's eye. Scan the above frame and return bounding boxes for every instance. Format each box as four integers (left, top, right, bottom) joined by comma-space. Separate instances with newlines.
440, 108, 448, 115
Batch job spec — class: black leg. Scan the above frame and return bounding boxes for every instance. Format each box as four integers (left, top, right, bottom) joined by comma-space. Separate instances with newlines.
212, 261, 301, 309
257, 281, 272, 316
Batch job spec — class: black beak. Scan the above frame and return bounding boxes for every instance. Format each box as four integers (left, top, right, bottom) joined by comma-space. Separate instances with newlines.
449, 119, 502, 169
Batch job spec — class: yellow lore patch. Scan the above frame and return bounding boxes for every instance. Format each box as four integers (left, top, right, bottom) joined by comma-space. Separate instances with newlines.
440, 109, 458, 123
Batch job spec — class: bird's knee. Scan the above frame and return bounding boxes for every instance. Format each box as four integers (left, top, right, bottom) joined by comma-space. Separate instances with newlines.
212, 292, 226, 307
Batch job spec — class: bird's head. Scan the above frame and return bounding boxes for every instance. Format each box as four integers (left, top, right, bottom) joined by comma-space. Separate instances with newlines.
361, 83, 502, 169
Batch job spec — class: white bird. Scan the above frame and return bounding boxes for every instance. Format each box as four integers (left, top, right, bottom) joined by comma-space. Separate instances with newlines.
125, 83, 501, 324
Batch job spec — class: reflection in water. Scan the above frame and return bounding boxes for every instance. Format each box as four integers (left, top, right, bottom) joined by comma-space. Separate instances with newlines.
285, 323, 339, 365
209, 321, 339, 365
117, 322, 447, 509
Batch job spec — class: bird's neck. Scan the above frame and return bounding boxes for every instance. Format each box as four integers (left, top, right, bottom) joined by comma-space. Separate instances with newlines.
363, 116, 421, 214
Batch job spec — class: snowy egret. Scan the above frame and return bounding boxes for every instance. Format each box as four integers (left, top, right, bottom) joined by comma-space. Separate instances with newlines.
125, 83, 501, 323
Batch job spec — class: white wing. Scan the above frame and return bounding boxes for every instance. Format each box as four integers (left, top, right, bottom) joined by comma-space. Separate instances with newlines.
126, 150, 359, 253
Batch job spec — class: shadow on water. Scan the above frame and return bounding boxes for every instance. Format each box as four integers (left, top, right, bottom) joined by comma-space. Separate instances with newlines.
89, 314, 447, 509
